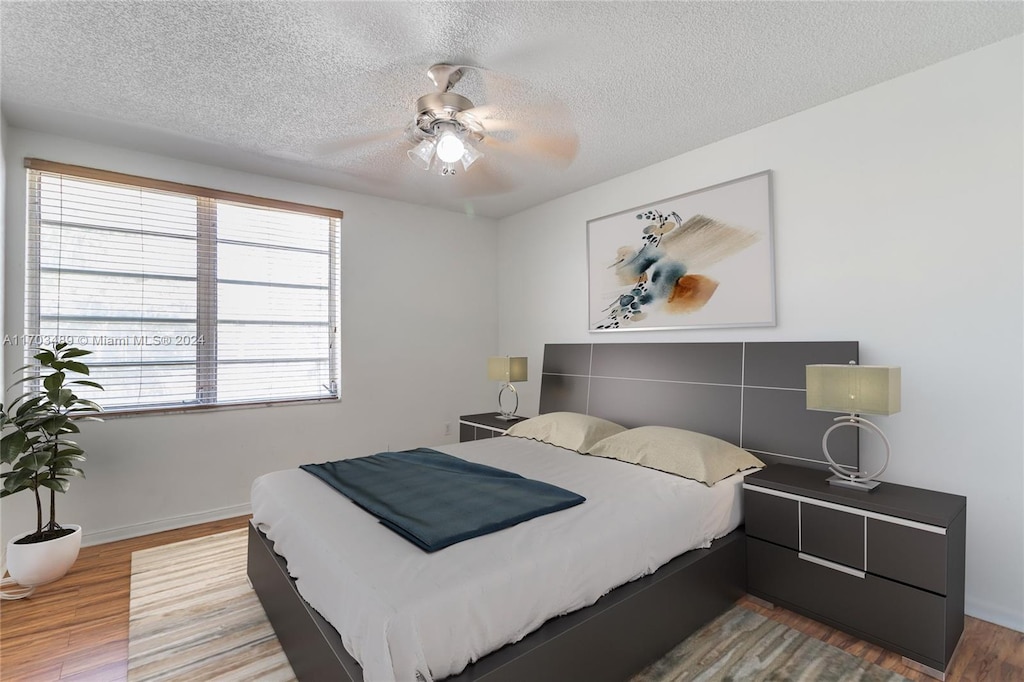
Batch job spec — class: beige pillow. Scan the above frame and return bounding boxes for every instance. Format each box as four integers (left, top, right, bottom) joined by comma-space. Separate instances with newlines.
506, 412, 626, 452
583, 426, 764, 486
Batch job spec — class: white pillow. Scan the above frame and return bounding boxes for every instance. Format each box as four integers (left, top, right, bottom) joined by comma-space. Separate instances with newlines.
583, 425, 764, 486
506, 412, 626, 452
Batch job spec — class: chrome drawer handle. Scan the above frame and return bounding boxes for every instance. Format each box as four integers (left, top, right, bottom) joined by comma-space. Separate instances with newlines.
798, 552, 866, 579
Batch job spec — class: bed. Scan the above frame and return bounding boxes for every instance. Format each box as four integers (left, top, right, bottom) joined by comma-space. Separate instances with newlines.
248, 341, 859, 681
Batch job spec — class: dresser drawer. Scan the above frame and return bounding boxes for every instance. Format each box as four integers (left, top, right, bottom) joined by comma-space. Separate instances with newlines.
744, 489, 798, 550
801, 503, 864, 570
867, 518, 947, 595
748, 537, 947, 670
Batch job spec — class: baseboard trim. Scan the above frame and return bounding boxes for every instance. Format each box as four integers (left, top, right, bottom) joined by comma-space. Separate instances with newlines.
965, 598, 1024, 635
82, 503, 252, 547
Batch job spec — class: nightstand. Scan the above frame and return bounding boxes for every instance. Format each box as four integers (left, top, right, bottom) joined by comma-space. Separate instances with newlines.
459, 412, 528, 442
743, 464, 966, 680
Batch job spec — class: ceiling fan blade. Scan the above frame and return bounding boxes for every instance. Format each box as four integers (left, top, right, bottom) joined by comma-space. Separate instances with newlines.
451, 158, 519, 197
448, 63, 535, 100
309, 127, 406, 158
463, 96, 576, 139
460, 104, 538, 133
480, 131, 579, 168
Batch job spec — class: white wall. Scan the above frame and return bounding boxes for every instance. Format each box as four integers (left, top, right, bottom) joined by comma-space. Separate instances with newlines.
0, 114, 7, 382
2, 130, 499, 545
0, 115, 7, 570
497, 36, 1024, 631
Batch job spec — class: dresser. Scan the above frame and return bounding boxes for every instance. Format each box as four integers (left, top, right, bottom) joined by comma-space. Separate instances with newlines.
458, 412, 527, 442
743, 464, 966, 679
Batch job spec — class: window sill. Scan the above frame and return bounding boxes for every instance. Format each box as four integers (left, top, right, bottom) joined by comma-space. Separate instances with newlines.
97, 395, 341, 419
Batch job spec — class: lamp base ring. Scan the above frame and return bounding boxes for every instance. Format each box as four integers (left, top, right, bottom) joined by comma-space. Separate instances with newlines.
497, 383, 519, 420
822, 415, 891, 491
826, 474, 882, 491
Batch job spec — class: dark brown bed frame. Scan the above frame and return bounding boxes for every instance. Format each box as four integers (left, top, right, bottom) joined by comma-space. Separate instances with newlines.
247, 341, 858, 681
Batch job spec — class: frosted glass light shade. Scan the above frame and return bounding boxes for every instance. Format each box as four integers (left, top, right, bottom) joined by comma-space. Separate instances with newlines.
435, 129, 466, 163
487, 356, 528, 383
461, 142, 482, 169
407, 139, 436, 170
806, 364, 901, 416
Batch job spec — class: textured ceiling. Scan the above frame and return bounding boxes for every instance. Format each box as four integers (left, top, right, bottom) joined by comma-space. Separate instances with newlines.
1, 1, 1021, 219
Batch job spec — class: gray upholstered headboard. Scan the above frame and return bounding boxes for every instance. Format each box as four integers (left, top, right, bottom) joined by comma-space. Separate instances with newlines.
538, 341, 858, 470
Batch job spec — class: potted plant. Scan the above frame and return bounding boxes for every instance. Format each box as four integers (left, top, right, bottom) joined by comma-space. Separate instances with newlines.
1, 343, 103, 588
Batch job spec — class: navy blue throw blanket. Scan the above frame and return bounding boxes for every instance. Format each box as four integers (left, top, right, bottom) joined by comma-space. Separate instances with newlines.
301, 448, 585, 552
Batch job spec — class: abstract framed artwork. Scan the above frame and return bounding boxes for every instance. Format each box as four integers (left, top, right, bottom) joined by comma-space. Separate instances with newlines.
588, 170, 775, 331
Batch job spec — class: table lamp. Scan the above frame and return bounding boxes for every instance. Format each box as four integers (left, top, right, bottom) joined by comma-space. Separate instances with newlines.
806, 362, 901, 491
488, 356, 528, 420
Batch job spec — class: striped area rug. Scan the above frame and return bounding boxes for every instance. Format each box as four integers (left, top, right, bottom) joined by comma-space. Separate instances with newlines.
128, 529, 294, 681
129, 530, 908, 682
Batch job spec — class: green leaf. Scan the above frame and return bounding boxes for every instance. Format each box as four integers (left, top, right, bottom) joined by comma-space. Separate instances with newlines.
33, 351, 55, 365
60, 348, 92, 359
55, 342, 68, 351
38, 415, 69, 435
67, 414, 103, 423
46, 388, 75, 408
15, 396, 46, 418
52, 460, 86, 471
1, 431, 29, 464
54, 467, 85, 478
8, 375, 43, 389
8, 389, 45, 407
14, 452, 48, 471
43, 371, 66, 392
39, 478, 70, 493
5, 468, 37, 488
70, 399, 103, 412
61, 361, 90, 375
69, 380, 104, 390
1, 484, 31, 497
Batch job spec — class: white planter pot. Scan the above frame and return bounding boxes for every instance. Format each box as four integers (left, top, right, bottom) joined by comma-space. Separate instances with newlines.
6, 524, 82, 587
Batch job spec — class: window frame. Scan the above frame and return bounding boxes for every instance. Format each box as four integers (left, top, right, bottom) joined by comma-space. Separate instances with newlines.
23, 158, 343, 416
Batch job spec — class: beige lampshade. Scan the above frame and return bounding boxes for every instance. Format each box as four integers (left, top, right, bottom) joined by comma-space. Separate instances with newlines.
487, 356, 528, 383
806, 364, 901, 416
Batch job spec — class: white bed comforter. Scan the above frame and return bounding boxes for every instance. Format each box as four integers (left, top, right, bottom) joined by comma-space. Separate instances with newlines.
251, 436, 747, 682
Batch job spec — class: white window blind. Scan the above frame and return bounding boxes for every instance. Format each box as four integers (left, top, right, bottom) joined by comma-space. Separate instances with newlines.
24, 160, 342, 413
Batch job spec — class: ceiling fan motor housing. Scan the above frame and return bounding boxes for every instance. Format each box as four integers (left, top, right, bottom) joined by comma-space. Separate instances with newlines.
412, 92, 483, 141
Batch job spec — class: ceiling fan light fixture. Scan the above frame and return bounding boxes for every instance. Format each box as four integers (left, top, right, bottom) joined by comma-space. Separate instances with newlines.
435, 127, 466, 163
431, 158, 458, 176
460, 140, 483, 170
408, 120, 484, 176
407, 138, 436, 170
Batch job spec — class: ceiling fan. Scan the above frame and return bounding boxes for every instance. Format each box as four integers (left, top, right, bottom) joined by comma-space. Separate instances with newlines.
406, 64, 487, 176
303, 63, 578, 193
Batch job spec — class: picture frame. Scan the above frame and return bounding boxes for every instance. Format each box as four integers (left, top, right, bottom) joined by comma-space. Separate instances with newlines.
587, 170, 775, 331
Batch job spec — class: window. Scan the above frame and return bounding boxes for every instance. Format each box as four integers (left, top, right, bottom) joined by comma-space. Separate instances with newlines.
24, 159, 342, 413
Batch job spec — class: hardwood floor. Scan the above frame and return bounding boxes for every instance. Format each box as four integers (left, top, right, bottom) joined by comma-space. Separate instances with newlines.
1, 517, 1021, 681
0, 516, 249, 682
737, 596, 1024, 681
